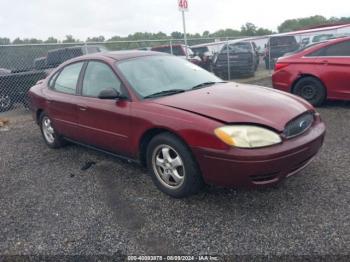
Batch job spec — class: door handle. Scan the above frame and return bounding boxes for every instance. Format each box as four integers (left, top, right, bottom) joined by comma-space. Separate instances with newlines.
78, 105, 88, 111
322, 60, 328, 65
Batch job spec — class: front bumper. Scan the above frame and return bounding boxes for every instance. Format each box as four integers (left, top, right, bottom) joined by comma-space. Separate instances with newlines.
192, 121, 325, 187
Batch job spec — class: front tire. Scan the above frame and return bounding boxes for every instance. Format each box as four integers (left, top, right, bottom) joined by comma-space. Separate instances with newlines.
293, 77, 326, 106
39, 113, 65, 148
147, 133, 204, 198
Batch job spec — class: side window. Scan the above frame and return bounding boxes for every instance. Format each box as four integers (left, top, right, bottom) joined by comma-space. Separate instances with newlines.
82, 61, 122, 97
305, 47, 326, 57
324, 41, 350, 56
53, 62, 83, 94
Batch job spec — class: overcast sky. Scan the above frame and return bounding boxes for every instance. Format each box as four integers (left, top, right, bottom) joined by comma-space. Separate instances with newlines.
0, 0, 348, 40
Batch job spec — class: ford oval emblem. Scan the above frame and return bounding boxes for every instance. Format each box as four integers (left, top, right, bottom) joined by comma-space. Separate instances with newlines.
299, 120, 308, 129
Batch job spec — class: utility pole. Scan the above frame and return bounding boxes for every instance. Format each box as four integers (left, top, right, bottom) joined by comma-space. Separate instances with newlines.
178, 0, 189, 59
182, 10, 188, 59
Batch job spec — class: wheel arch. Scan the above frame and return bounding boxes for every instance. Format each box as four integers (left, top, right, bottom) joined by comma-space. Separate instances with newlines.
36, 109, 44, 124
291, 74, 327, 98
138, 127, 191, 167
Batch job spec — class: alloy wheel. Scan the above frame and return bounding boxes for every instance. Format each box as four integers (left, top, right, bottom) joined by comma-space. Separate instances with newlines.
152, 144, 185, 189
301, 84, 316, 100
42, 116, 55, 144
0, 94, 12, 111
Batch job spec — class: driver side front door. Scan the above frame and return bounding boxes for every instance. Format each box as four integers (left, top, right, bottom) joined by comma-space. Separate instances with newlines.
76, 61, 132, 156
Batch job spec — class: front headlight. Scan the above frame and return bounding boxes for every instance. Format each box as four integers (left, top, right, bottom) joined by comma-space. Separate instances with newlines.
214, 125, 282, 148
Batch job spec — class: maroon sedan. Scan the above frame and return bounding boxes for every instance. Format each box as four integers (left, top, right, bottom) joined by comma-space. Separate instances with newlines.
29, 51, 325, 197
272, 37, 350, 106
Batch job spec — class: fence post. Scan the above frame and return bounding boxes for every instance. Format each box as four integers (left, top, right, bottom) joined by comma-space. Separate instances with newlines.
84, 42, 88, 54
170, 39, 173, 55
226, 37, 231, 81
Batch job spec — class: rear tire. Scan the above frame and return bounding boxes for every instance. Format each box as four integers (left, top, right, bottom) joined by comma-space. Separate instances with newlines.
293, 77, 326, 106
39, 113, 65, 148
146, 133, 204, 198
0, 92, 13, 112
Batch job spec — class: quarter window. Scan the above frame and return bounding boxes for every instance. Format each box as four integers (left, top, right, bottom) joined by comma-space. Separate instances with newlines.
82, 61, 122, 97
48, 71, 60, 88
324, 41, 350, 56
53, 62, 83, 94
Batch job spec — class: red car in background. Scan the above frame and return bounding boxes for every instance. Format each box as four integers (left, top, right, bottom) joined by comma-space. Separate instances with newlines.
272, 37, 350, 106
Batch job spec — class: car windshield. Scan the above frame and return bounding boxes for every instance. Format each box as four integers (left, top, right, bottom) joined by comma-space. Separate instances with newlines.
192, 46, 209, 55
116, 55, 222, 98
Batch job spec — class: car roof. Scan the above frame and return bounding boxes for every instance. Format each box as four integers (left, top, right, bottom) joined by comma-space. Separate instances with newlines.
71, 50, 167, 62
104, 50, 168, 60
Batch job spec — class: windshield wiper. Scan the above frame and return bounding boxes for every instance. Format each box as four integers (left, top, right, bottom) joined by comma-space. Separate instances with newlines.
144, 89, 186, 99
191, 81, 227, 90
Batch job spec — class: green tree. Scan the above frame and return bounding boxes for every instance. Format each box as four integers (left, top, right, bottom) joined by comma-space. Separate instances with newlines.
256, 28, 273, 36
12, 38, 24, 44
202, 31, 210, 37
278, 15, 328, 32
241, 22, 257, 36
45, 37, 58, 43
26, 38, 43, 44
171, 31, 183, 39
211, 29, 240, 38
338, 16, 350, 23
154, 31, 168, 39
62, 35, 78, 43
86, 36, 105, 42
0, 37, 10, 45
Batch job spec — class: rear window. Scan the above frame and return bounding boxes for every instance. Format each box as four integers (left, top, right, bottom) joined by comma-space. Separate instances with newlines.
53, 62, 83, 94
221, 42, 252, 53
270, 36, 297, 47
192, 47, 209, 55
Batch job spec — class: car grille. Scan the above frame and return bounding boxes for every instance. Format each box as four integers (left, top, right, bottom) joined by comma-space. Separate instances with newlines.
284, 112, 314, 138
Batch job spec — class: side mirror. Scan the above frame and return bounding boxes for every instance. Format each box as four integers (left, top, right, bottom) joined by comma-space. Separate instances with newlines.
98, 89, 124, 99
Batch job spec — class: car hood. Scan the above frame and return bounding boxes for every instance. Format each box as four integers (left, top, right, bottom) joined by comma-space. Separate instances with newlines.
151, 83, 313, 132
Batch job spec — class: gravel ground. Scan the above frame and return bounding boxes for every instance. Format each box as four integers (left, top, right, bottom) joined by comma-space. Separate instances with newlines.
0, 78, 349, 259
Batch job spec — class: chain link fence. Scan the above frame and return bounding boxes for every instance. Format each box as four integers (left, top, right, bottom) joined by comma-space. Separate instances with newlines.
1, 29, 348, 114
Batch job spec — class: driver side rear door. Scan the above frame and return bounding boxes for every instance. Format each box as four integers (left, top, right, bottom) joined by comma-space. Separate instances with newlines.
313, 40, 350, 99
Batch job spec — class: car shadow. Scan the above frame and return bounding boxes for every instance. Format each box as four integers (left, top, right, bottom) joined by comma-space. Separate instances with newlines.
321, 100, 350, 108
62, 136, 329, 222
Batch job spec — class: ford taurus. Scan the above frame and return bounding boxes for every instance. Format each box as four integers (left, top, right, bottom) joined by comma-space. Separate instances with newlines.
29, 51, 325, 198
